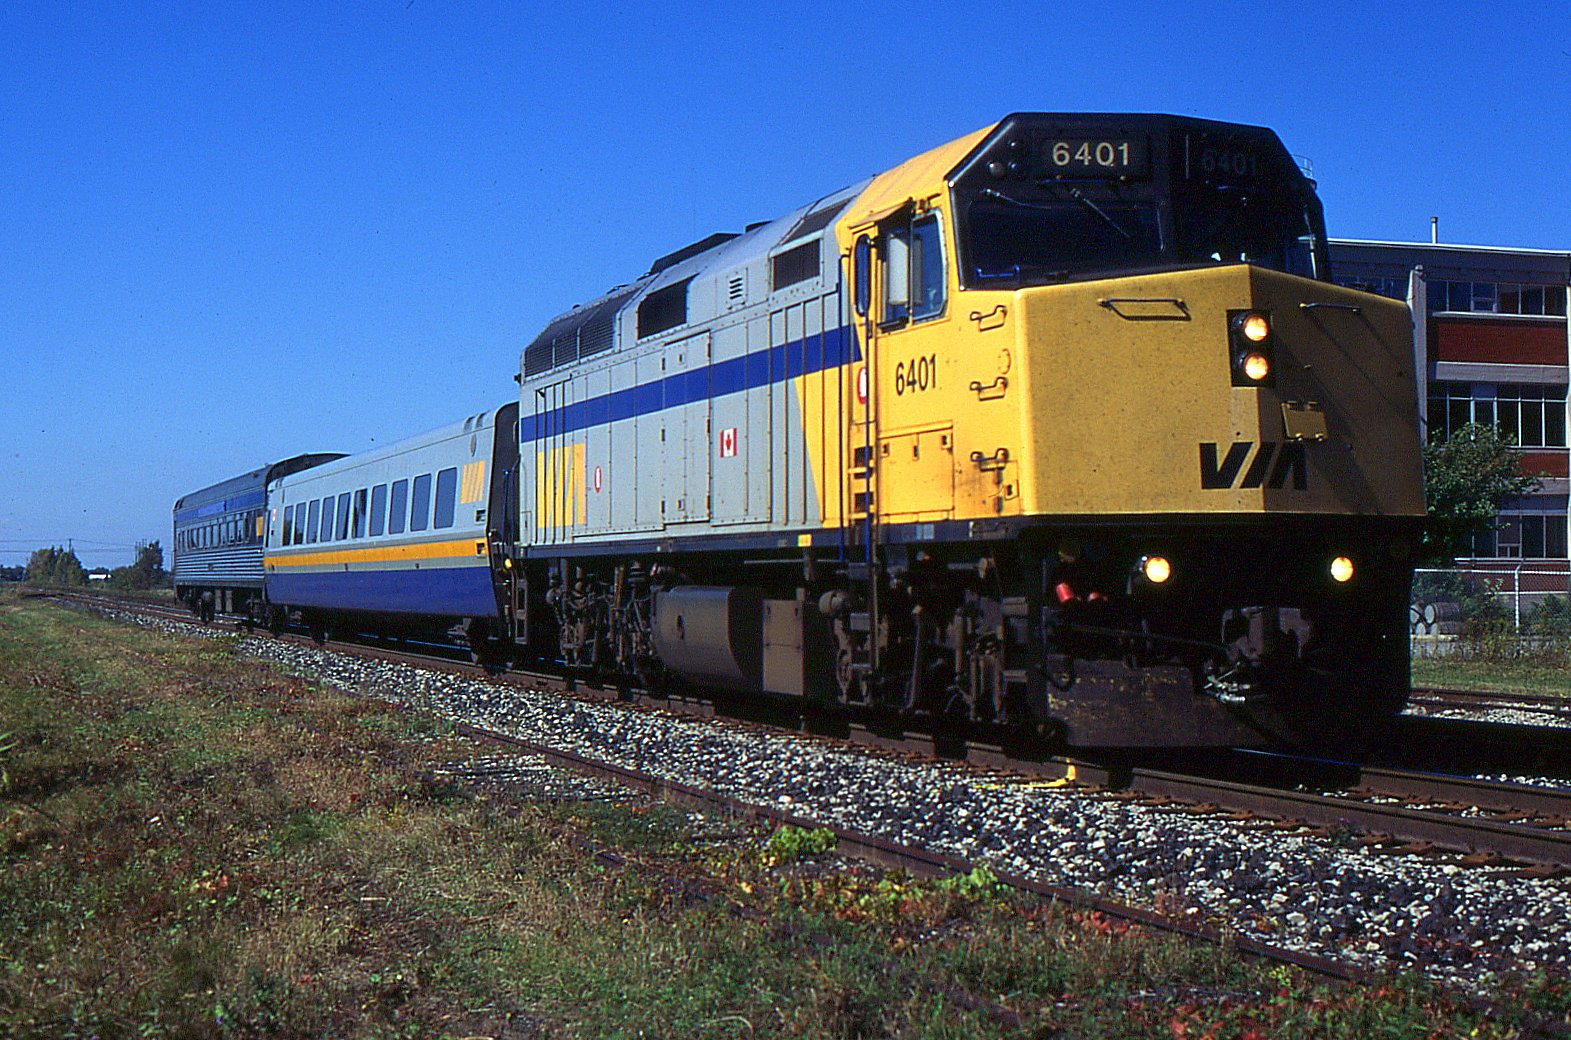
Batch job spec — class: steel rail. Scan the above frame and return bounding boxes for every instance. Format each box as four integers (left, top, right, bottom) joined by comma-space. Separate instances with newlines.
1411, 686, 1571, 712
1128, 768, 1571, 869
1351, 764, 1571, 819
452, 722, 1372, 985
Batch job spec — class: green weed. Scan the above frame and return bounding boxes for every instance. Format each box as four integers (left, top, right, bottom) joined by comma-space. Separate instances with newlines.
764, 823, 837, 862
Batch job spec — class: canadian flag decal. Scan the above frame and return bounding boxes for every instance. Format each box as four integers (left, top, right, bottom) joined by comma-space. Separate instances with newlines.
720, 427, 739, 458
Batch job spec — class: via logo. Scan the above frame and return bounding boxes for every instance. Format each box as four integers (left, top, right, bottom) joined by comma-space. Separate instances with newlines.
1199, 441, 1308, 490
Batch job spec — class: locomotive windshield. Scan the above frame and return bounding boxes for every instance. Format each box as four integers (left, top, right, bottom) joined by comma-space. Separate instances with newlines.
951, 115, 1328, 288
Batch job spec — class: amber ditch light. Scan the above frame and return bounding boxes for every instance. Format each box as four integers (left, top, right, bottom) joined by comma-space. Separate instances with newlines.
1239, 312, 1270, 342
1228, 309, 1276, 387
1330, 556, 1355, 583
1140, 555, 1172, 584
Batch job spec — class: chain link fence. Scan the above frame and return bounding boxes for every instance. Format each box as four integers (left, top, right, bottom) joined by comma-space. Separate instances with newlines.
1414, 566, 1570, 630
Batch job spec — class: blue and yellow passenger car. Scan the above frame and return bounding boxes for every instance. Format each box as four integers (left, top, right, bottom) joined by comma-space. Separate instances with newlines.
262, 404, 519, 654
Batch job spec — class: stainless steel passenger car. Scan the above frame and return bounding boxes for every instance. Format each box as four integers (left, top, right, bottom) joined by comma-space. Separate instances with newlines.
172, 454, 343, 621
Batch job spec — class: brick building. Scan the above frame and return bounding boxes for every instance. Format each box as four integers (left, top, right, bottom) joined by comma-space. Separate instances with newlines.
1329, 239, 1571, 597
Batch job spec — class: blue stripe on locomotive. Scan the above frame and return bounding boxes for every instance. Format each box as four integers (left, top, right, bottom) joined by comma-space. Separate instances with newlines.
521, 324, 858, 444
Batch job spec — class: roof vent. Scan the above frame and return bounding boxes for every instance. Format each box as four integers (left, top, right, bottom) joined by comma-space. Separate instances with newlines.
646, 232, 740, 277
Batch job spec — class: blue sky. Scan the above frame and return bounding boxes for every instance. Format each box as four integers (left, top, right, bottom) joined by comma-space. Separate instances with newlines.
2, 1, 1568, 568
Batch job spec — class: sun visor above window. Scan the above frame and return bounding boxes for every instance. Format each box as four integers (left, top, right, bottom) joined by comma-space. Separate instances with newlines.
841, 125, 994, 232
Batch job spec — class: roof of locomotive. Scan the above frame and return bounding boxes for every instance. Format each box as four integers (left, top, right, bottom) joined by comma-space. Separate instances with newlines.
519, 176, 872, 373
518, 112, 1309, 371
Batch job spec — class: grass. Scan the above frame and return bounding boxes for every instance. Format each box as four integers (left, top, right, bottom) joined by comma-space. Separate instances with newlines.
1412, 654, 1571, 698
0, 591, 1563, 1038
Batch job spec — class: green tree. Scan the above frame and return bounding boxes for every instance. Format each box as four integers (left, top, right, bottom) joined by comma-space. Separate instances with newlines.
109, 541, 167, 591
24, 546, 87, 587
1421, 422, 1542, 563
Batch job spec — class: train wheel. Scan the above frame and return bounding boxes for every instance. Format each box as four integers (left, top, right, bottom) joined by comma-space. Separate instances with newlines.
465, 619, 512, 674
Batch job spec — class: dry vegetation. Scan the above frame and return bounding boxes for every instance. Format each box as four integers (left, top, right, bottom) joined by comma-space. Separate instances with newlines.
0, 594, 1558, 1038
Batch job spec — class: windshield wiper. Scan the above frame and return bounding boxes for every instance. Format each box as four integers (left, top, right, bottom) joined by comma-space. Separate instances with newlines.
980, 185, 1135, 241
1065, 186, 1133, 241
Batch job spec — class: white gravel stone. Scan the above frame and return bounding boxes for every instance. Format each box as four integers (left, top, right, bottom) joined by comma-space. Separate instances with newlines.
85, 605, 1571, 994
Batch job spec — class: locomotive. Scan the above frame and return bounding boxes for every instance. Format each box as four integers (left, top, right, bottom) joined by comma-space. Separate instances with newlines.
175, 113, 1426, 747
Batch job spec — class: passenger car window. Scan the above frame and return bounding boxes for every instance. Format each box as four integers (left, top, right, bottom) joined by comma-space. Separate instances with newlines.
352, 489, 368, 539
370, 484, 388, 537
389, 480, 409, 535
434, 468, 458, 529
320, 496, 336, 543
283, 506, 296, 546
335, 493, 351, 540
308, 499, 321, 544
410, 475, 432, 533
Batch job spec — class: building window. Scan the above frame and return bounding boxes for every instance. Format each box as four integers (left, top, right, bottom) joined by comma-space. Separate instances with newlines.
1335, 275, 1407, 300
1428, 382, 1567, 448
1429, 279, 1567, 316
1467, 503, 1569, 559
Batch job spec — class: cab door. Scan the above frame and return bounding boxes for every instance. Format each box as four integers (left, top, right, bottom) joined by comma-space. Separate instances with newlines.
850, 207, 956, 530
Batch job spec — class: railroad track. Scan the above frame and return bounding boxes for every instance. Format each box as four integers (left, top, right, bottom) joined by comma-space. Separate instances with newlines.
447, 723, 1571, 1037
43, 588, 1571, 1031
1121, 753, 1571, 874
1409, 685, 1571, 724
57, 589, 1571, 872
453, 720, 1370, 985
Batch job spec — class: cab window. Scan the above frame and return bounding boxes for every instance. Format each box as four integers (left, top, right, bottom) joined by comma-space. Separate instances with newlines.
881, 213, 946, 326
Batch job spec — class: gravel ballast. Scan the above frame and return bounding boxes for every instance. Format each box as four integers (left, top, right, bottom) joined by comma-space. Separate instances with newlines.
97, 608, 1571, 991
